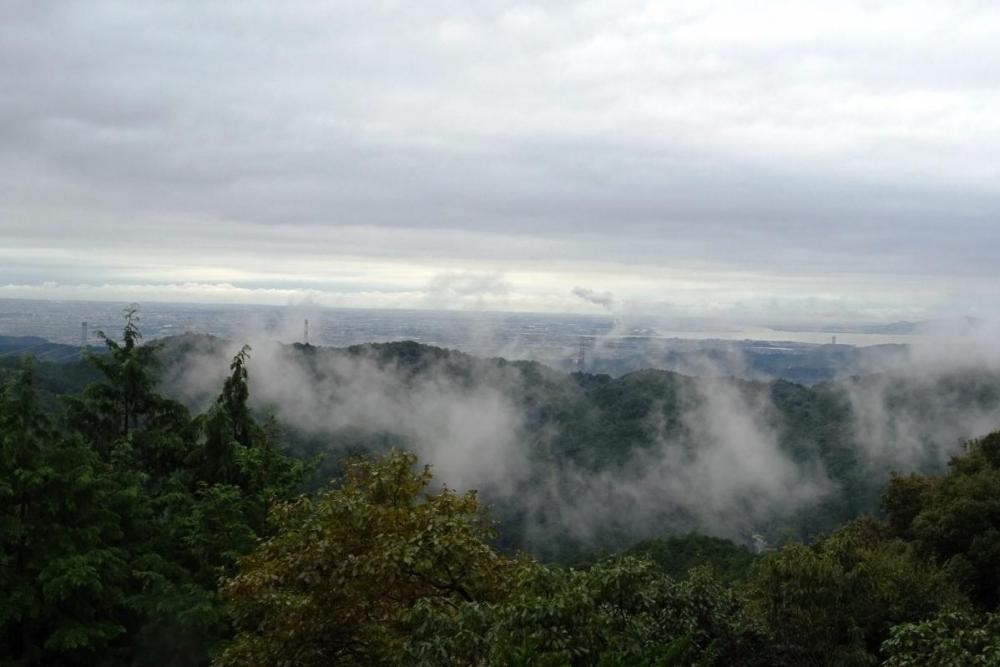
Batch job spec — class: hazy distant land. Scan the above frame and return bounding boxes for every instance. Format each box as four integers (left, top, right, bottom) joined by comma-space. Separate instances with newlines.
0, 297, 925, 383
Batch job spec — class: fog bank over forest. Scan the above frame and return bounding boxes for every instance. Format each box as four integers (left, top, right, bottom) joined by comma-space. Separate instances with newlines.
155, 312, 1000, 553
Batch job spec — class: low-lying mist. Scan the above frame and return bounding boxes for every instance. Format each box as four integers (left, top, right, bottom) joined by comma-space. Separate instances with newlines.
157, 325, 1000, 556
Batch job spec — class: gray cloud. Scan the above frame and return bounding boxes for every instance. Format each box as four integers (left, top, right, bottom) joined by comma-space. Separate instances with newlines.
2, 1, 1000, 316
425, 271, 512, 309
571, 286, 616, 311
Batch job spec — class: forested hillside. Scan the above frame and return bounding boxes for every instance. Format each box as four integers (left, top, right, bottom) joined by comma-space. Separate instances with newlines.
4, 311, 1000, 665
10, 326, 1000, 560
149, 330, 1000, 560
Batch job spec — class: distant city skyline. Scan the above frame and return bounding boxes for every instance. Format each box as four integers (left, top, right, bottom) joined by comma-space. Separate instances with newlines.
0, 296, 958, 348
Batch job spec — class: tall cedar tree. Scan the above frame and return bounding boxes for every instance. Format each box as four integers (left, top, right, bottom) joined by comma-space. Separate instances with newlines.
0, 359, 139, 665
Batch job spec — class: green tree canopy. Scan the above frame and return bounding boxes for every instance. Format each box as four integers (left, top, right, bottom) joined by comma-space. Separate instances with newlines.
883, 431, 1000, 611
745, 515, 965, 666
0, 359, 140, 665
404, 558, 766, 667
882, 611, 1000, 666
217, 450, 509, 667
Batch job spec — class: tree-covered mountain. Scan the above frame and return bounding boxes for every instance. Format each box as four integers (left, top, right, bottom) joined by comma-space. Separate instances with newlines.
10, 329, 1000, 560
149, 333, 1000, 558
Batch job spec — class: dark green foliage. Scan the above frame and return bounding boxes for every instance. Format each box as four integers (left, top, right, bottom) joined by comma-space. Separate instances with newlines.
199, 345, 258, 485
65, 306, 197, 481
7, 316, 1000, 665
1, 307, 308, 666
881, 472, 938, 539
405, 559, 765, 666
882, 611, 1000, 666
128, 341, 309, 666
0, 355, 99, 407
69, 306, 166, 440
32, 333, 1000, 555
627, 533, 758, 583
744, 516, 966, 666
0, 359, 139, 665
883, 431, 1000, 611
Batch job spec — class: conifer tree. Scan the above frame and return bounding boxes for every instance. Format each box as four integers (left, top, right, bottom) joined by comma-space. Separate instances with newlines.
0, 360, 137, 665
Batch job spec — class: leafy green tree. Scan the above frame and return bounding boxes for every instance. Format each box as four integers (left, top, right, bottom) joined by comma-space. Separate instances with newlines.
127, 479, 257, 667
880, 472, 938, 540
11, 307, 312, 667
404, 557, 766, 666
0, 360, 139, 665
216, 450, 510, 667
882, 611, 1000, 666
883, 431, 1000, 611
12, 305, 1000, 666
744, 516, 965, 666
127, 346, 309, 667
627, 532, 758, 583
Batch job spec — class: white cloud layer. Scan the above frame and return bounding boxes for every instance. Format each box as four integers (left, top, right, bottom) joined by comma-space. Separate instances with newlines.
2, 1, 999, 319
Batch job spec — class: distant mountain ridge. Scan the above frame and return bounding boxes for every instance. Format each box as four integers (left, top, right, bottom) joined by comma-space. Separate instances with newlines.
0, 335, 87, 363
773, 316, 987, 336
0, 332, 908, 385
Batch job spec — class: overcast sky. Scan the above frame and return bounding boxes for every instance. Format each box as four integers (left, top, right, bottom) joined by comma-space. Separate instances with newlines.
2, 1, 999, 322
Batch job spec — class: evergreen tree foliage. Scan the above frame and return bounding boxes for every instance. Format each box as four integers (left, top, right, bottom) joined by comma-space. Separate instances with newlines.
66, 305, 195, 479
0, 359, 139, 665
2, 308, 308, 666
